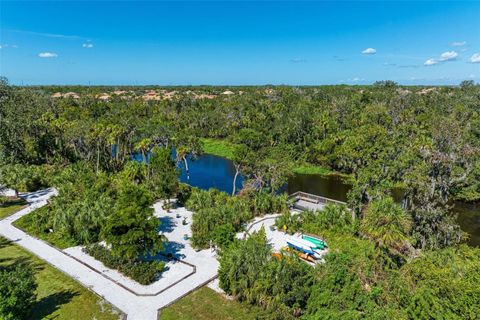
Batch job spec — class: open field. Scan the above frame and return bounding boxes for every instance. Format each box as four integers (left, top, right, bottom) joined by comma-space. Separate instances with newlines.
160, 287, 261, 320
0, 236, 122, 320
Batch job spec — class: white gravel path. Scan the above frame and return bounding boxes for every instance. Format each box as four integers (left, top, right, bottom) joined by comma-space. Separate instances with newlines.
0, 189, 220, 320
64, 246, 195, 296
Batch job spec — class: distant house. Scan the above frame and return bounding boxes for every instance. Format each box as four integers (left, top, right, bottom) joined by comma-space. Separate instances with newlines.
64, 92, 80, 99
143, 90, 162, 100
52, 92, 80, 99
221, 90, 234, 95
97, 93, 111, 100
418, 88, 436, 95
195, 93, 216, 99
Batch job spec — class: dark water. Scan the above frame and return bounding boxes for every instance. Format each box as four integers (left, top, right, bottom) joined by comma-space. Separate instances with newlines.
454, 202, 480, 247
285, 173, 351, 202
177, 154, 244, 194
136, 151, 480, 246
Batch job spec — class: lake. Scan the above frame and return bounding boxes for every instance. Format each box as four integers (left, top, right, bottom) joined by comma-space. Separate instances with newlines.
154, 152, 480, 247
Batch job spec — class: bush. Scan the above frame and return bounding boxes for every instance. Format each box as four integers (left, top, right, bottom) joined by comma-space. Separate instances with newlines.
85, 244, 165, 285
185, 188, 228, 212
187, 188, 289, 249
0, 164, 52, 193
176, 183, 192, 206
0, 195, 9, 205
0, 262, 37, 320
276, 204, 355, 235
219, 229, 315, 318
16, 162, 115, 248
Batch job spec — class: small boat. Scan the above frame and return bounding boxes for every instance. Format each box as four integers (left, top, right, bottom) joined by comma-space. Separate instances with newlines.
283, 247, 316, 263
302, 234, 327, 249
286, 236, 321, 259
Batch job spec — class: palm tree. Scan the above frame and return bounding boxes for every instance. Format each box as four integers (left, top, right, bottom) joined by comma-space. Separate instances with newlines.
360, 197, 412, 251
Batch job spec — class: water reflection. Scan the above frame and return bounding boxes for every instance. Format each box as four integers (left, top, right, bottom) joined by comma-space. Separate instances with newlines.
177, 154, 244, 194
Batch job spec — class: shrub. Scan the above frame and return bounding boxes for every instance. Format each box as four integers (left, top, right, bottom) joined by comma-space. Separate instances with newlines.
275, 204, 355, 235
0, 164, 52, 193
219, 229, 315, 317
0, 262, 37, 320
85, 244, 165, 285
0, 195, 9, 205
176, 183, 192, 206
187, 188, 289, 249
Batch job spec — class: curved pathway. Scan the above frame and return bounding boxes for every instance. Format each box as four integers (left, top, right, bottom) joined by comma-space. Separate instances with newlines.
0, 189, 219, 320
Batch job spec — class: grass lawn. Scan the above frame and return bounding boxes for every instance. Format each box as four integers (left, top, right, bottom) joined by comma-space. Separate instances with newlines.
160, 287, 261, 320
292, 163, 336, 176
0, 237, 122, 320
200, 138, 236, 160
0, 199, 27, 219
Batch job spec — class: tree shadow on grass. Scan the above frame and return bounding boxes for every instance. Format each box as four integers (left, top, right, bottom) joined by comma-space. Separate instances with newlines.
29, 290, 79, 320
0, 236, 12, 249
0, 254, 34, 267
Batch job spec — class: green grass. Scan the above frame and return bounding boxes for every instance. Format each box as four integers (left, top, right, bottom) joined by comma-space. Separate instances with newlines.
160, 287, 262, 320
0, 199, 27, 219
0, 237, 122, 320
292, 164, 336, 176
200, 138, 236, 159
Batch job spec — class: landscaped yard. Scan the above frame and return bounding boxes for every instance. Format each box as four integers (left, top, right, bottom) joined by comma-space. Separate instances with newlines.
160, 287, 261, 320
0, 199, 27, 219
0, 236, 122, 320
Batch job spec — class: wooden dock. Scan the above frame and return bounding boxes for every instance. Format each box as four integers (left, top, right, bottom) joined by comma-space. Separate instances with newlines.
288, 191, 347, 211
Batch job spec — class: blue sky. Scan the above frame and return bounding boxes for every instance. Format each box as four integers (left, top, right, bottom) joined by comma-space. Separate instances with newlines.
1, 1, 479, 85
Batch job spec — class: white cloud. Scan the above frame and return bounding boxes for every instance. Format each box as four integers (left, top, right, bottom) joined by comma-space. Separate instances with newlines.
451, 41, 466, 47
424, 58, 439, 66
82, 43, 93, 48
440, 51, 458, 61
362, 48, 376, 55
38, 52, 58, 58
470, 53, 480, 63
424, 51, 459, 66
290, 58, 306, 63
349, 77, 365, 82
0, 44, 18, 49
8, 29, 83, 40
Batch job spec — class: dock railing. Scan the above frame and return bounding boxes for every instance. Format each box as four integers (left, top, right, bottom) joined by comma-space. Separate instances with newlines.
289, 191, 347, 206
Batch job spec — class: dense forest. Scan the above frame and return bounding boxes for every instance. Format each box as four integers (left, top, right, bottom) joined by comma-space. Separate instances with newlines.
1, 77, 479, 319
